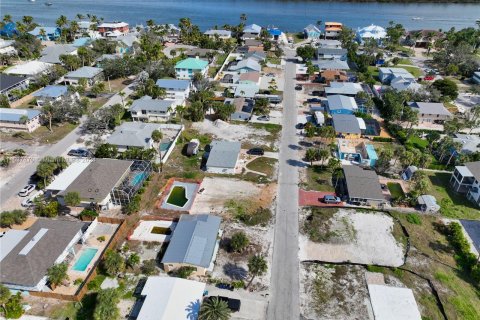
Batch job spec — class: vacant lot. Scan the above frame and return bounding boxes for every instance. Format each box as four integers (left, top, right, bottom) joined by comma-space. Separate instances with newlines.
300, 208, 405, 267
301, 165, 336, 192
245, 157, 277, 177
387, 182, 405, 200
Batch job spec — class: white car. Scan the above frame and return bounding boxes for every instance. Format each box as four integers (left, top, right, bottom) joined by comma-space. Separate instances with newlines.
21, 190, 43, 208
18, 184, 36, 197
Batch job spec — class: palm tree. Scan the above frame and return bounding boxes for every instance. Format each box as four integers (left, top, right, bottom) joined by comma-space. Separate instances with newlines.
240, 13, 247, 22
246, 254, 267, 289
199, 297, 231, 320
56, 15, 68, 42
76, 13, 85, 20
118, 91, 126, 107
2, 15, 12, 23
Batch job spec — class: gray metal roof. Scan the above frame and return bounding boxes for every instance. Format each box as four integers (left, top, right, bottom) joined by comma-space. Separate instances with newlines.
230, 58, 261, 72
418, 195, 439, 208
465, 161, 480, 181
206, 140, 241, 169
327, 95, 358, 111
155, 79, 191, 91
39, 44, 76, 64
33, 85, 68, 98
64, 66, 103, 79
317, 48, 348, 56
332, 114, 361, 134
304, 24, 321, 33
408, 102, 452, 117
342, 165, 385, 201
315, 59, 350, 70
161, 214, 221, 268
129, 97, 174, 113
0, 108, 40, 122
107, 122, 162, 148
0, 219, 85, 288
325, 82, 363, 95
61, 158, 133, 202
0, 74, 27, 92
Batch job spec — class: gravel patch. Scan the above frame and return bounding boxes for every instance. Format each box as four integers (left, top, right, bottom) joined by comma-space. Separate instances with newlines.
192, 119, 272, 145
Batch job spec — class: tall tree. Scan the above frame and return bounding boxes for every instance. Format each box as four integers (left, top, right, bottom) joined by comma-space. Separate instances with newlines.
93, 289, 120, 320
246, 254, 267, 289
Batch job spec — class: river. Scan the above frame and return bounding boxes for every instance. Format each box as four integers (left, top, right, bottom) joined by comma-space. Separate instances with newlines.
2, 0, 479, 31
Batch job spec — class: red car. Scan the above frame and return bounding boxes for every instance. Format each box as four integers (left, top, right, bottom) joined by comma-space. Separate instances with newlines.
424, 75, 435, 81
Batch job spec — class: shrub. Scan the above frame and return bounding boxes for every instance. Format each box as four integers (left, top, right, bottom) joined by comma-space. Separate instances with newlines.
231, 280, 245, 289
97, 236, 106, 242
5, 293, 23, 319
176, 266, 196, 279
406, 213, 422, 225
0, 210, 28, 228
230, 231, 250, 253
87, 274, 106, 291
79, 208, 99, 219
372, 137, 393, 142
74, 278, 83, 285
141, 259, 158, 276
236, 207, 272, 227
446, 222, 480, 284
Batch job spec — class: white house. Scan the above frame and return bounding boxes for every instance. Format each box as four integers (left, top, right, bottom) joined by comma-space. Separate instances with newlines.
450, 161, 480, 207
379, 67, 416, 84
204, 29, 232, 39
206, 140, 241, 174
62, 66, 104, 86
0, 108, 42, 132
4, 61, 53, 80
174, 57, 209, 80
129, 96, 176, 122
33, 85, 79, 107
155, 79, 192, 106
0, 39, 16, 56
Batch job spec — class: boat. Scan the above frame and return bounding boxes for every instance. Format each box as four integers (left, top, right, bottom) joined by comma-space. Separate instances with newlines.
412, 17, 424, 21
29, 0, 36, 2
45, 2, 52, 6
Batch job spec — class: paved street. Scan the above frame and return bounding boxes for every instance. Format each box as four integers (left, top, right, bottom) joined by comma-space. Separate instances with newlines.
0, 83, 136, 208
268, 48, 300, 320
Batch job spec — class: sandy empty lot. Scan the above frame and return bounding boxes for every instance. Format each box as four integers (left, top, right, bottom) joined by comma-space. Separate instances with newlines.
193, 119, 272, 145
190, 177, 276, 214
300, 209, 405, 267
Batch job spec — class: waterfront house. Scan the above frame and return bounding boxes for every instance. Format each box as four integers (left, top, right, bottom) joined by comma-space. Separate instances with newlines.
304, 24, 321, 40
243, 24, 262, 35
267, 28, 283, 41
129, 96, 176, 122
327, 95, 358, 115
175, 57, 209, 80
0, 108, 41, 132
325, 22, 342, 39
28, 27, 61, 41
405, 30, 443, 48
162, 214, 221, 275
0, 74, 28, 102
155, 79, 192, 106
356, 25, 387, 44
206, 140, 241, 174
342, 165, 386, 207
0, 219, 85, 291
33, 85, 79, 107
407, 102, 452, 124
39, 44, 77, 64
62, 66, 104, 86
97, 22, 129, 37
450, 161, 480, 207
204, 29, 232, 39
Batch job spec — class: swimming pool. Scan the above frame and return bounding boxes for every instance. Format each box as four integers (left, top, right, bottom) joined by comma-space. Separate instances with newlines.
131, 172, 147, 187
159, 141, 171, 152
72, 248, 98, 272
166, 186, 188, 207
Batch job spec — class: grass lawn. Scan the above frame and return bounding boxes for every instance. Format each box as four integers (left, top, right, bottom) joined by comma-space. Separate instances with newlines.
444, 102, 459, 113
401, 65, 423, 78
367, 66, 379, 79
395, 58, 413, 65
303, 165, 335, 192
215, 53, 228, 66
267, 56, 281, 65
246, 157, 277, 177
387, 182, 405, 199
31, 123, 77, 144
426, 171, 479, 219
406, 135, 428, 150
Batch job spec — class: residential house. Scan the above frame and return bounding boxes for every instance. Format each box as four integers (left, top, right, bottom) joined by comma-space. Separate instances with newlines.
379, 67, 416, 84
405, 30, 443, 48
0, 74, 28, 102
317, 39, 342, 48
241, 32, 258, 41
77, 21, 94, 35
342, 165, 386, 206
129, 96, 176, 122
316, 48, 348, 60
97, 22, 129, 37
39, 44, 77, 64
29, 27, 61, 41
234, 83, 259, 99
304, 24, 321, 39
4, 61, 53, 80
62, 66, 103, 86
155, 79, 192, 106
267, 28, 283, 41
226, 97, 253, 121
230, 58, 261, 73
325, 22, 343, 39
390, 76, 422, 92
237, 72, 261, 86
472, 71, 480, 85
450, 161, 480, 207
134, 277, 206, 320
0, 39, 16, 56
175, 57, 209, 80
72, 37, 92, 48
162, 214, 221, 276
326, 95, 358, 115
320, 70, 348, 85
315, 59, 350, 71
332, 114, 362, 139
356, 25, 387, 44
107, 122, 160, 151
337, 139, 378, 167
417, 195, 440, 213
407, 102, 453, 124
237, 39, 264, 54
0, 108, 41, 132
58, 158, 150, 209
325, 82, 363, 97
244, 51, 267, 62
206, 140, 241, 174
453, 134, 480, 155
185, 48, 217, 59
0, 219, 85, 291
243, 24, 262, 36
0, 22, 20, 38
45, 160, 93, 197
113, 35, 138, 54
204, 29, 232, 39
33, 85, 79, 107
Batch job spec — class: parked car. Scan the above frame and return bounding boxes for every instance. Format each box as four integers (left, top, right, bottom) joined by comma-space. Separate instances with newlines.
311, 91, 322, 97
424, 75, 435, 81
216, 283, 234, 291
322, 195, 341, 204
307, 98, 322, 103
67, 148, 92, 157
257, 115, 270, 121
247, 148, 265, 156
295, 85, 302, 90
216, 296, 241, 312
21, 190, 43, 207
296, 123, 306, 129
18, 184, 36, 197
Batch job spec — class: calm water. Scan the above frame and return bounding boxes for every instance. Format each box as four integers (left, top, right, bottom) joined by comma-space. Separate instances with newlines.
2, 0, 479, 31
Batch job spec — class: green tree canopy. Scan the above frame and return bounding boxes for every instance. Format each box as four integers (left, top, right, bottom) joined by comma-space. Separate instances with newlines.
47, 263, 69, 287
93, 288, 120, 320
102, 250, 125, 276
199, 297, 231, 320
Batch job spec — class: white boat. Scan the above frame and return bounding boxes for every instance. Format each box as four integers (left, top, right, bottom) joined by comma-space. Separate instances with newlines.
412, 17, 424, 21
29, 0, 36, 2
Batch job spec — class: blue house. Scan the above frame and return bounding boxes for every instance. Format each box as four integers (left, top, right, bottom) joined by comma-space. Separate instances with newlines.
337, 139, 378, 167
304, 24, 321, 40
29, 27, 61, 41
326, 95, 358, 115
0, 23, 19, 38
267, 28, 282, 41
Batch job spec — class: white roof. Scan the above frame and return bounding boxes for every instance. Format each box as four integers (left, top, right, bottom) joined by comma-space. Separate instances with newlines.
98, 22, 129, 28
0, 230, 29, 262
46, 160, 92, 192
4, 61, 53, 76
368, 284, 422, 320
358, 25, 387, 39
357, 117, 366, 130
137, 277, 206, 320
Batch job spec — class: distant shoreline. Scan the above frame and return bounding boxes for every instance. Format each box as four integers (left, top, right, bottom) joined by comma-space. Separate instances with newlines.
309, 0, 480, 3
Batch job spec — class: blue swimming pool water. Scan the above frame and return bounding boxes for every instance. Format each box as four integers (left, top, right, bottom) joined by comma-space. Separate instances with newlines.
131, 172, 147, 187
72, 248, 98, 271
159, 142, 171, 152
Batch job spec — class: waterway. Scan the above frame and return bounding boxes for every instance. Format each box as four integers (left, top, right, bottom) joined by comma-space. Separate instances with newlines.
2, 0, 479, 31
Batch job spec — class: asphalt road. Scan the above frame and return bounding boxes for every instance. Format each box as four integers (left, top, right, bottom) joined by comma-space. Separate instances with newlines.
0, 83, 136, 208
268, 48, 300, 320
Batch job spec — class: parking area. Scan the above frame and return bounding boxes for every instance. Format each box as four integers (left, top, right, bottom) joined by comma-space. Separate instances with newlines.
298, 189, 341, 207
